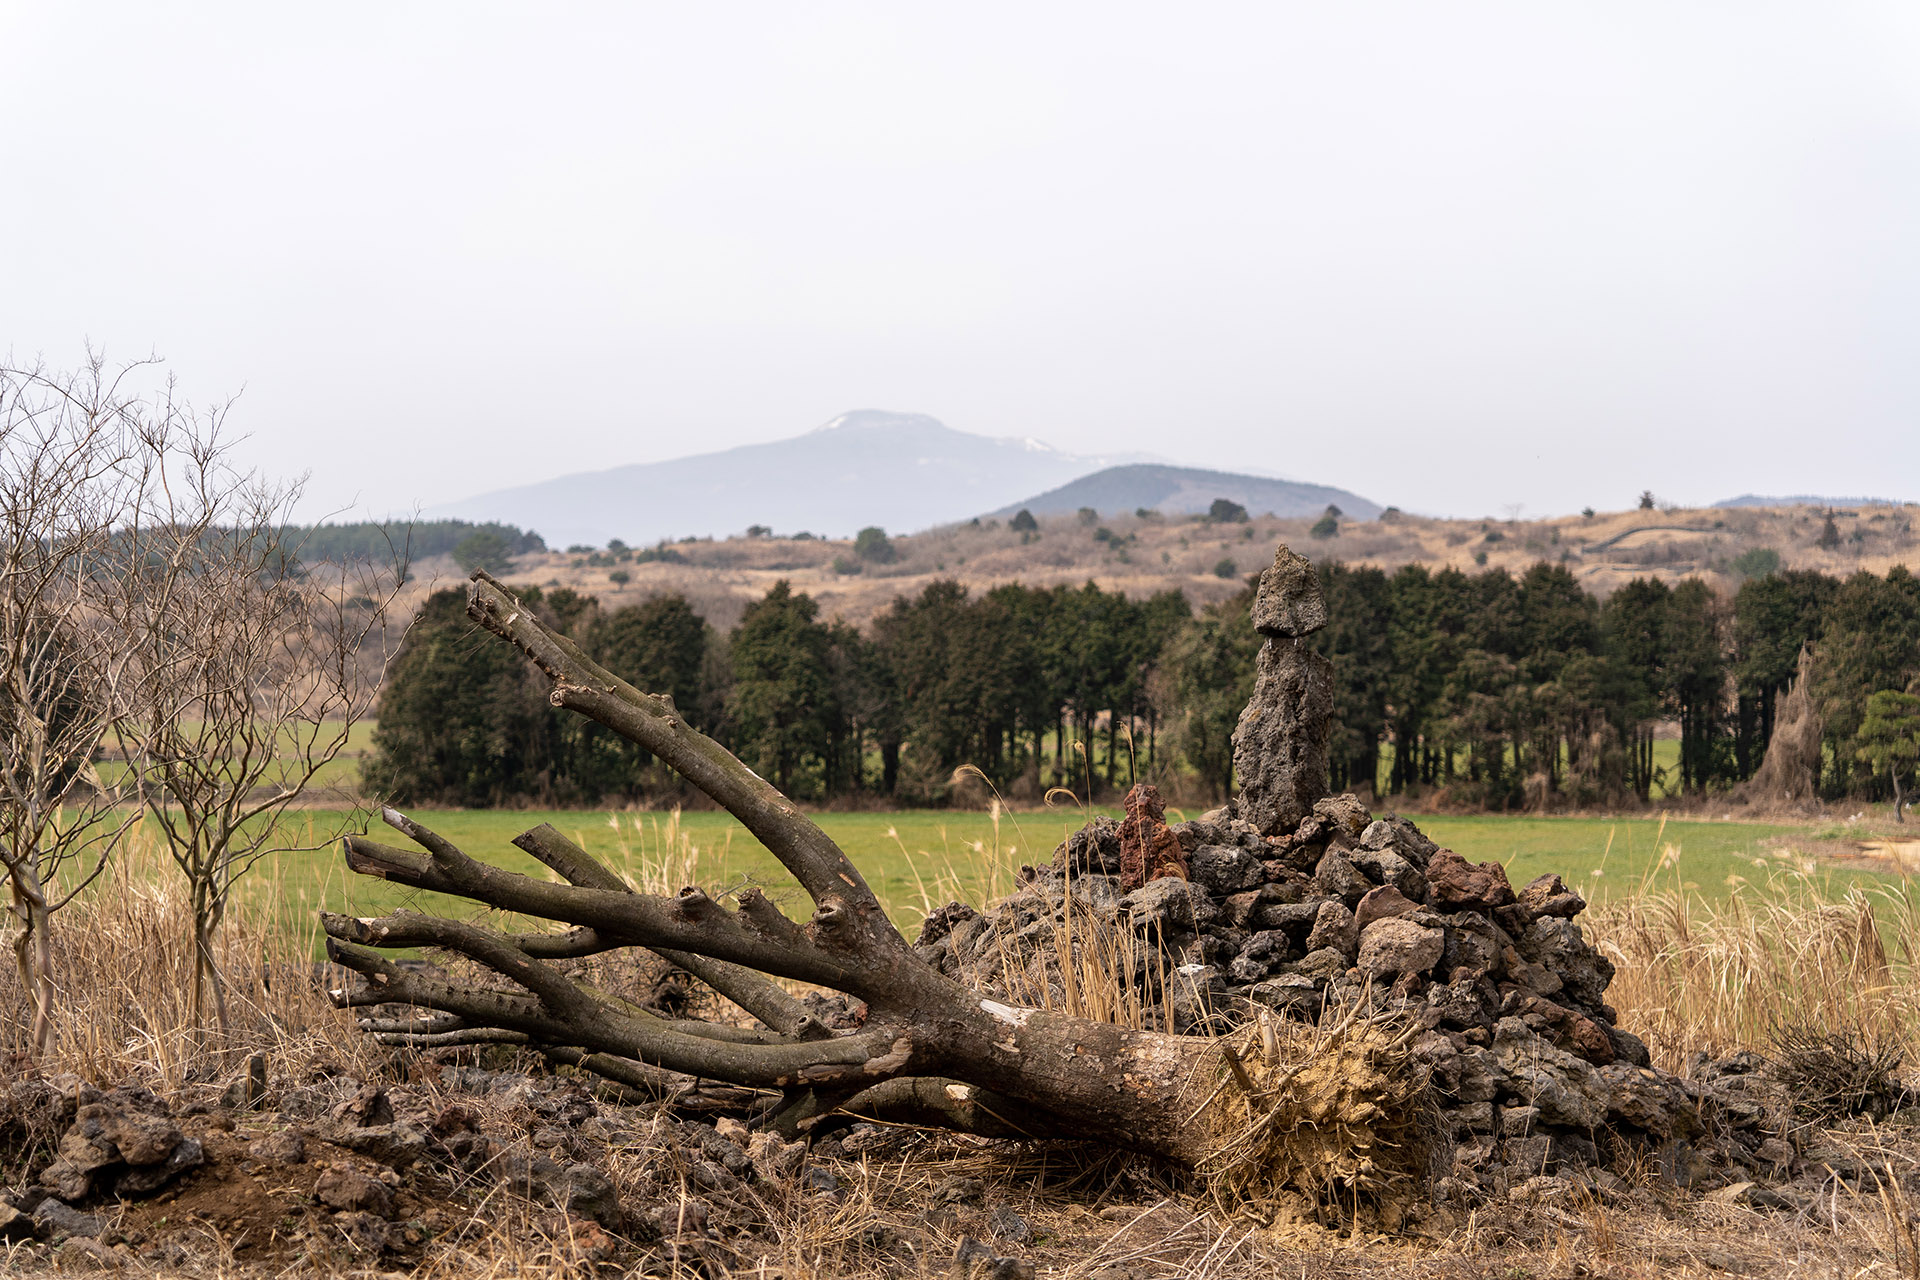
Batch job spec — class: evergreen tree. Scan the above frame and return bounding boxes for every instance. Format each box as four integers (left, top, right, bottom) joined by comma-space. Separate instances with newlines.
1601, 578, 1671, 800
1730, 569, 1837, 776
1662, 579, 1729, 793
1158, 588, 1257, 798
1313, 564, 1392, 793
1815, 567, 1920, 789
728, 581, 836, 796
364, 588, 560, 805
1856, 689, 1920, 820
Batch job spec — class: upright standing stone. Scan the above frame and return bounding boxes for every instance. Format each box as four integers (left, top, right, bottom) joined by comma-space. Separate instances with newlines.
1231, 545, 1333, 835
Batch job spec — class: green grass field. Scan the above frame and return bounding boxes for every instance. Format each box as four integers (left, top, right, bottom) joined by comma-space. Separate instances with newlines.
138, 802, 1899, 956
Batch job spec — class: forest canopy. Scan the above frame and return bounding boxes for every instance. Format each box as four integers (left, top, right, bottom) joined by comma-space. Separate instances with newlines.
366, 560, 1920, 810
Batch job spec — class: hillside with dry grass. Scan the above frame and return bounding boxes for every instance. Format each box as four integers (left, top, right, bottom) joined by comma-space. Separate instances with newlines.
404, 502, 1920, 631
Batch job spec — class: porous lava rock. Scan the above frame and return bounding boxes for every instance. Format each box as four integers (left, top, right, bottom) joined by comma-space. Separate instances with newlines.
919, 790, 1787, 1195
1230, 547, 1334, 835
1116, 783, 1186, 892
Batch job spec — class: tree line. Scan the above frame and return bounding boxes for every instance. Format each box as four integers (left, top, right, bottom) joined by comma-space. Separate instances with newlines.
369, 558, 1920, 810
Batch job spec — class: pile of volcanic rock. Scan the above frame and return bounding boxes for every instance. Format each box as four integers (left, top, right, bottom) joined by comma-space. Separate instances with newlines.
918, 545, 1793, 1199
917, 787, 1789, 1197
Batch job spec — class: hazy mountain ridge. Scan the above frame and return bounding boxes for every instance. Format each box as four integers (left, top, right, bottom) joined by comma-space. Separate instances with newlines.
992, 463, 1381, 522
1714, 493, 1910, 509
426, 411, 1166, 548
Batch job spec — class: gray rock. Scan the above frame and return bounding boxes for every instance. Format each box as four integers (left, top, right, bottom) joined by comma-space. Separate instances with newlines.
1054, 818, 1123, 875
69, 1101, 183, 1167
1447, 1101, 1495, 1135
1227, 929, 1293, 984
328, 1084, 394, 1129
934, 1176, 987, 1206
1501, 1135, 1553, 1176
1304, 899, 1358, 959
1499, 1104, 1541, 1137
37, 1160, 93, 1202
1493, 1017, 1608, 1129
1188, 844, 1265, 895
1248, 974, 1322, 1017
1311, 849, 1374, 908
1516, 917, 1614, 1012
1608, 1025, 1652, 1068
113, 1136, 203, 1197
1357, 917, 1444, 978
1231, 633, 1333, 835
1424, 977, 1494, 1031
31, 1198, 103, 1240
1170, 964, 1224, 1034
247, 1130, 307, 1166
1259, 900, 1322, 941
691, 1159, 738, 1192
953, 1235, 1037, 1280
1359, 816, 1438, 870
988, 1206, 1034, 1245
336, 1123, 427, 1169
1250, 545, 1328, 637
1284, 947, 1349, 984
1219, 890, 1264, 929
330, 1209, 392, 1256
1518, 873, 1586, 919
1350, 847, 1428, 902
1120, 877, 1198, 934
1600, 1063, 1700, 1139
1438, 913, 1505, 980
561, 1162, 623, 1226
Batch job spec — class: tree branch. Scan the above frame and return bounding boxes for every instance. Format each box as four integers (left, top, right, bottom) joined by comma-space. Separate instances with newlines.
466, 572, 893, 938
323, 923, 918, 1090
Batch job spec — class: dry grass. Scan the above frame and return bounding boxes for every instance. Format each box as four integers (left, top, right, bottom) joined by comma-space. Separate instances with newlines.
425, 500, 1920, 632
13, 818, 1920, 1276
1589, 869, 1920, 1073
0, 826, 372, 1088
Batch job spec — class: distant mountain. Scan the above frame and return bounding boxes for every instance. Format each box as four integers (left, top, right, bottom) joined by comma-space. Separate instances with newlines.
1714, 494, 1910, 509
993, 464, 1381, 523
426, 411, 1161, 548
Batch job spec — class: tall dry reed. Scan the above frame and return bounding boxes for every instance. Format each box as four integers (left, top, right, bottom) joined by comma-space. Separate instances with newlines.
0, 824, 368, 1085
1589, 868, 1920, 1072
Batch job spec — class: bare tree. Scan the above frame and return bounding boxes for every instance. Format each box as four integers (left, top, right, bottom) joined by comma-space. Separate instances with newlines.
104, 424, 404, 1041
323, 573, 1422, 1190
0, 355, 176, 1056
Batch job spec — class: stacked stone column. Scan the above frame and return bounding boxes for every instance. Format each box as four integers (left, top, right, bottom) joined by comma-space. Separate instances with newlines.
1231, 545, 1334, 835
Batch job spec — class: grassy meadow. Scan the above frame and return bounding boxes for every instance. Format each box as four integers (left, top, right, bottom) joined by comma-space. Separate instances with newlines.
116, 802, 1906, 958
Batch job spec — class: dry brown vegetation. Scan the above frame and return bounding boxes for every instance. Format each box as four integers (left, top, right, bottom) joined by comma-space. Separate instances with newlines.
409, 502, 1920, 630
7, 822, 1920, 1277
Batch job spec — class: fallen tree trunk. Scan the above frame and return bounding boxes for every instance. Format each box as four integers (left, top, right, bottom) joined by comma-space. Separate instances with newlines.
325, 570, 1431, 1217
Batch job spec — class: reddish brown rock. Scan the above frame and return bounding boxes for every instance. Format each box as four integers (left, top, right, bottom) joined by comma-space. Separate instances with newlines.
1352, 884, 1419, 933
1426, 849, 1517, 912
1519, 873, 1587, 919
1117, 783, 1186, 892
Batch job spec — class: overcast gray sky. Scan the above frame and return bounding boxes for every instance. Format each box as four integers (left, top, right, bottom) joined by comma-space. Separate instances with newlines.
4, 3, 1917, 523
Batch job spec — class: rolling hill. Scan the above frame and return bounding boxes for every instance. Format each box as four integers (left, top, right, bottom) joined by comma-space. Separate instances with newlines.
992, 463, 1381, 522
